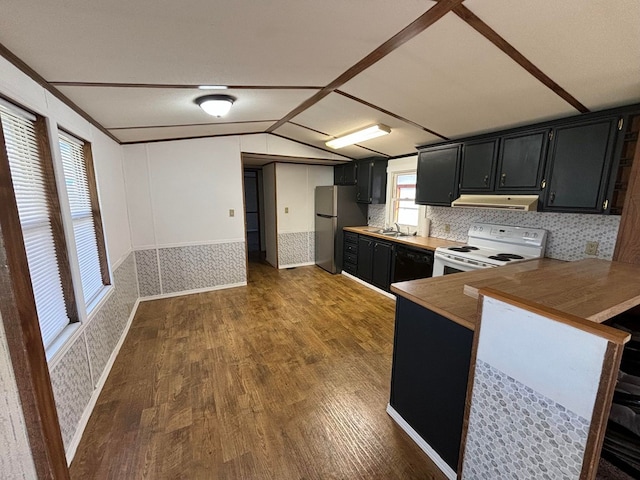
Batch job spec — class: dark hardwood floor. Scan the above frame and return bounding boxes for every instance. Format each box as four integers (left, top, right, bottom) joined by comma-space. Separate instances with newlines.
69, 261, 446, 479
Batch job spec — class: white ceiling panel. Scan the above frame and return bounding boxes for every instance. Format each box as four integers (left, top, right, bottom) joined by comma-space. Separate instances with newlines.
56, 86, 315, 128
0, 0, 435, 85
273, 123, 375, 160
291, 92, 442, 155
341, 13, 578, 139
113, 122, 275, 144
464, 0, 640, 110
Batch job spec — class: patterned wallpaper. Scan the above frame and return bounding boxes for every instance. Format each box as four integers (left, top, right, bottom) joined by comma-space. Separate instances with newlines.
427, 206, 621, 261
462, 360, 589, 478
0, 315, 38, 479
367, 204, 387, 227
135, 241, 246, 297
49, 251, 138, 450
278, 232, 314, 267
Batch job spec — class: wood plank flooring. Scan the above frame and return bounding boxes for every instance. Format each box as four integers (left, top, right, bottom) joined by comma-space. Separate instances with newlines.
69, 262, 447, 479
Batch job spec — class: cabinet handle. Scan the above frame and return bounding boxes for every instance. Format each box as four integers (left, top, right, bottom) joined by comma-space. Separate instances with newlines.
483, 175, 489, 186
500, 173, 506, 186
541, 179, 546, 189
549, 192, 556, 204
603, 199, 609, 210
448, 192, 452, 201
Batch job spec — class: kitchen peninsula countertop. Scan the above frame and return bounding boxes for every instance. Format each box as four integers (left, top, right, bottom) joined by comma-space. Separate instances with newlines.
343, 226, 465, 251
391, 258, 640, 330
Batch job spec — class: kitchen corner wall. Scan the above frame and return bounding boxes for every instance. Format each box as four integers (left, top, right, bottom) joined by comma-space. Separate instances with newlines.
275, 163, 333, 268
123, 137, 248, 297
428, 206, 621, 262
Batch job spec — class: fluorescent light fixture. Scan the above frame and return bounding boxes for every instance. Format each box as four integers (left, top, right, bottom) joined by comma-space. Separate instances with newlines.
195, 94, 236, 117
198, 85, 228, 90
325, 124, 391, 149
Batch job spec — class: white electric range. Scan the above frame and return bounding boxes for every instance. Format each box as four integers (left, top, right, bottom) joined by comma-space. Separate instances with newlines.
432, 223, 548, 276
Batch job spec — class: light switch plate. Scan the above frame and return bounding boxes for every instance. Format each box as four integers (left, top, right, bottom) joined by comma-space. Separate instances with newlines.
285, 207, 289, 213
229, 209, 234, 217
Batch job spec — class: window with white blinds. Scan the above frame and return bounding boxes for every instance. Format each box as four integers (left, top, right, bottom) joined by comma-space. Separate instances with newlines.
0, 101, 72, 349
58, 132, 106, 306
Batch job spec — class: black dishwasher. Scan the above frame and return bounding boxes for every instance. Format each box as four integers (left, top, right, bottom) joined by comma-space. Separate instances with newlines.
392, 245, 434, 283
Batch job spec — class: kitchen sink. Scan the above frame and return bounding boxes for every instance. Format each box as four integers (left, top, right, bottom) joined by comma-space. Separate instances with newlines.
380, 231, 410, 237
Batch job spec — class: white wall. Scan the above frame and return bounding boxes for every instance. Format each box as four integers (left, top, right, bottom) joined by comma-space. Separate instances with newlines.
0, 312, 38, 479
263, 163, 277, 268
240, 133, 351, 161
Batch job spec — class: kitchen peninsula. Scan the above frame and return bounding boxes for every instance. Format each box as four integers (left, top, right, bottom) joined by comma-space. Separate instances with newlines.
388, 258, 640, 477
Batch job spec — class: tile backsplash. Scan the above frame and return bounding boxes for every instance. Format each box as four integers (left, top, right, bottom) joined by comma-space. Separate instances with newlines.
427, 206, 621, 262
367, 204, 386, 228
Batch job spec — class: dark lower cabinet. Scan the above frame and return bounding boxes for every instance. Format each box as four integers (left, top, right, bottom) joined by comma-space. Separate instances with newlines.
372, 240, 393, 291
356, 236, 373, 283
543, 118, 618, 213
390, 297, 473, 471
415, 145, 460, 206
342, 231, 358, 275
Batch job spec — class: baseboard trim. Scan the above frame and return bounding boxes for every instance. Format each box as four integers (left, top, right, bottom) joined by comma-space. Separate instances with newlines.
386, 404, 456, 480
278, 261, 315, 269
65, 297, 141, 464
140, 281, 247, 301
341, 272, 396, 300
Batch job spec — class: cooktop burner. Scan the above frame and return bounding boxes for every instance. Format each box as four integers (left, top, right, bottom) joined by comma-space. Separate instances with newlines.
448, 246, 480, 252
487, 253, 525, 261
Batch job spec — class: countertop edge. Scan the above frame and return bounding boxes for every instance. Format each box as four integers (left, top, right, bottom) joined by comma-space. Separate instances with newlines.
344, 226, 465, 251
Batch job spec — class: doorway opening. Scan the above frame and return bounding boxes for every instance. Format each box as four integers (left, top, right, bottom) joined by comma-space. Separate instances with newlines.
243, 168, 266, 264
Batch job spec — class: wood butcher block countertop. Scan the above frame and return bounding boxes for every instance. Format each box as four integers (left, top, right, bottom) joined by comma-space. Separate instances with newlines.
391, 258, 640, 330
344, 226, 465, 251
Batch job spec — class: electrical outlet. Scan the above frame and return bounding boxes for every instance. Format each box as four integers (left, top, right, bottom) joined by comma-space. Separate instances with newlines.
585, 241, 599, 256
285, 207, 289, 213
445, 224, 451, 233
229, 209, 234, 217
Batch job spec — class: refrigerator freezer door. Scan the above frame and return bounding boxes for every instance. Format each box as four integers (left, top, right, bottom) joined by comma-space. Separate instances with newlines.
315, 214, 337, 273
315, 186, 337, 217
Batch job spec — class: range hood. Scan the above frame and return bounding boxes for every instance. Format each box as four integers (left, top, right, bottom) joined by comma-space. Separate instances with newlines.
451, 194, 539, 211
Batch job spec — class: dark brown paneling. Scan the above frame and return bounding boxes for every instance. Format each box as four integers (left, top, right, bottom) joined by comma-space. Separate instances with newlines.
82, 143, 110, 286
453, 5, 589, 114
266, 0, 466, 133
50, 82, 323, 90
335, 90, 449, 140
0, 42, 121, 144
614, 126, 640, 263
108, 120, 278, 131
0, 115, 69, 479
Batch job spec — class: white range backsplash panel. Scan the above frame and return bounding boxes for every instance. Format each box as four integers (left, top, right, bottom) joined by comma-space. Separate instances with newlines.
427, 206, 621, 261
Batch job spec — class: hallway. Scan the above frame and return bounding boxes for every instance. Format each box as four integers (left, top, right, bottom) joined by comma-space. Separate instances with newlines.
69, 262, 445, 479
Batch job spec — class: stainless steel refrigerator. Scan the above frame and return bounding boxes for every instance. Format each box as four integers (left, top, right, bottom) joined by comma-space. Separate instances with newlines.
315, 185, 367, 274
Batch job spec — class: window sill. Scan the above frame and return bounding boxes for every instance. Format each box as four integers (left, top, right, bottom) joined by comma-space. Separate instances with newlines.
46, 322, 81, 365
85, 284, 114, 317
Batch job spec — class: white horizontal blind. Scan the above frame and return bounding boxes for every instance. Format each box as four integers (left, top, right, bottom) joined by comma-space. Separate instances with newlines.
0, 103, 71, 349
59, 132, 103, 305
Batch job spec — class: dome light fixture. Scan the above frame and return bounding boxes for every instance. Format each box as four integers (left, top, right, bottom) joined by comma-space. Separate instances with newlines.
195, 94, 236, 117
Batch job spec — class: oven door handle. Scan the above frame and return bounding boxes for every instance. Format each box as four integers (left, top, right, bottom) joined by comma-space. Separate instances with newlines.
435, 254, 484, 269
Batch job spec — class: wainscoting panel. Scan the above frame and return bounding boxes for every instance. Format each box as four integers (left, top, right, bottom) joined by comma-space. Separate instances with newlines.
278, 231, 314, 267
134, 249, 161, 297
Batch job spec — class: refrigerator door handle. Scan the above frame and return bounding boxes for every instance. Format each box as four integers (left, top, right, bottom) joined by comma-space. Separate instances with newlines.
316, 213, 335, 218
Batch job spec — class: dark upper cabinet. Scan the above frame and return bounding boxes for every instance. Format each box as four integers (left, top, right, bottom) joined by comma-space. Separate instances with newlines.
372, 240, 393, 291
459, 139, 498, 192
496, 129, 549, 192
542, 118, 618, 213
415, 145, 460, 206
356, 157, 387, 204
357, 236, 373, 283
334, 162, 357, 185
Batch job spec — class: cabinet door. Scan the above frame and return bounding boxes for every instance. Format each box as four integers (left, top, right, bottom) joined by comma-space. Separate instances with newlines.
415, 145, 460, 206
372, 241, 393, 291
356, 237, 373, 282
496, 130, 548, 191
460, 139, 498, 192
370, 159, 388, 204
543, 118, 617, 213
343, 162, 357, 185
333, 165, 344, 185
356, 159, 373, 203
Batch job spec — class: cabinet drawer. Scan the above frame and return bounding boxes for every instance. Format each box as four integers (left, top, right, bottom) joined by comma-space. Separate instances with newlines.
344, 252, 358, 265
344, 231, 358, 244
344, 242, 358, 255
343, 261, 357, 275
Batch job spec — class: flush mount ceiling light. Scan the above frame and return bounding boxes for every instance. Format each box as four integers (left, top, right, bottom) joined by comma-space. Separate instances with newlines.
325, 124, 391, 149
195, 94, 236, 117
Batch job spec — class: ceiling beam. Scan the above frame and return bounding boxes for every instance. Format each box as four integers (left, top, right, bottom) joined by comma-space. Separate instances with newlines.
108, 120, 278, 131
452, 4, 589, 114
266, 0, 466, 133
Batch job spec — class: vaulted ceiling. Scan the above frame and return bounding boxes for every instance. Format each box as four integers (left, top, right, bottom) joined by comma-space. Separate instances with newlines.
1, 0, 639, 159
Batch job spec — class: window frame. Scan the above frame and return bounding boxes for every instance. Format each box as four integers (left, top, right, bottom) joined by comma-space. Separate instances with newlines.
57, 129, 110, 309
387, 170, 419, 228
